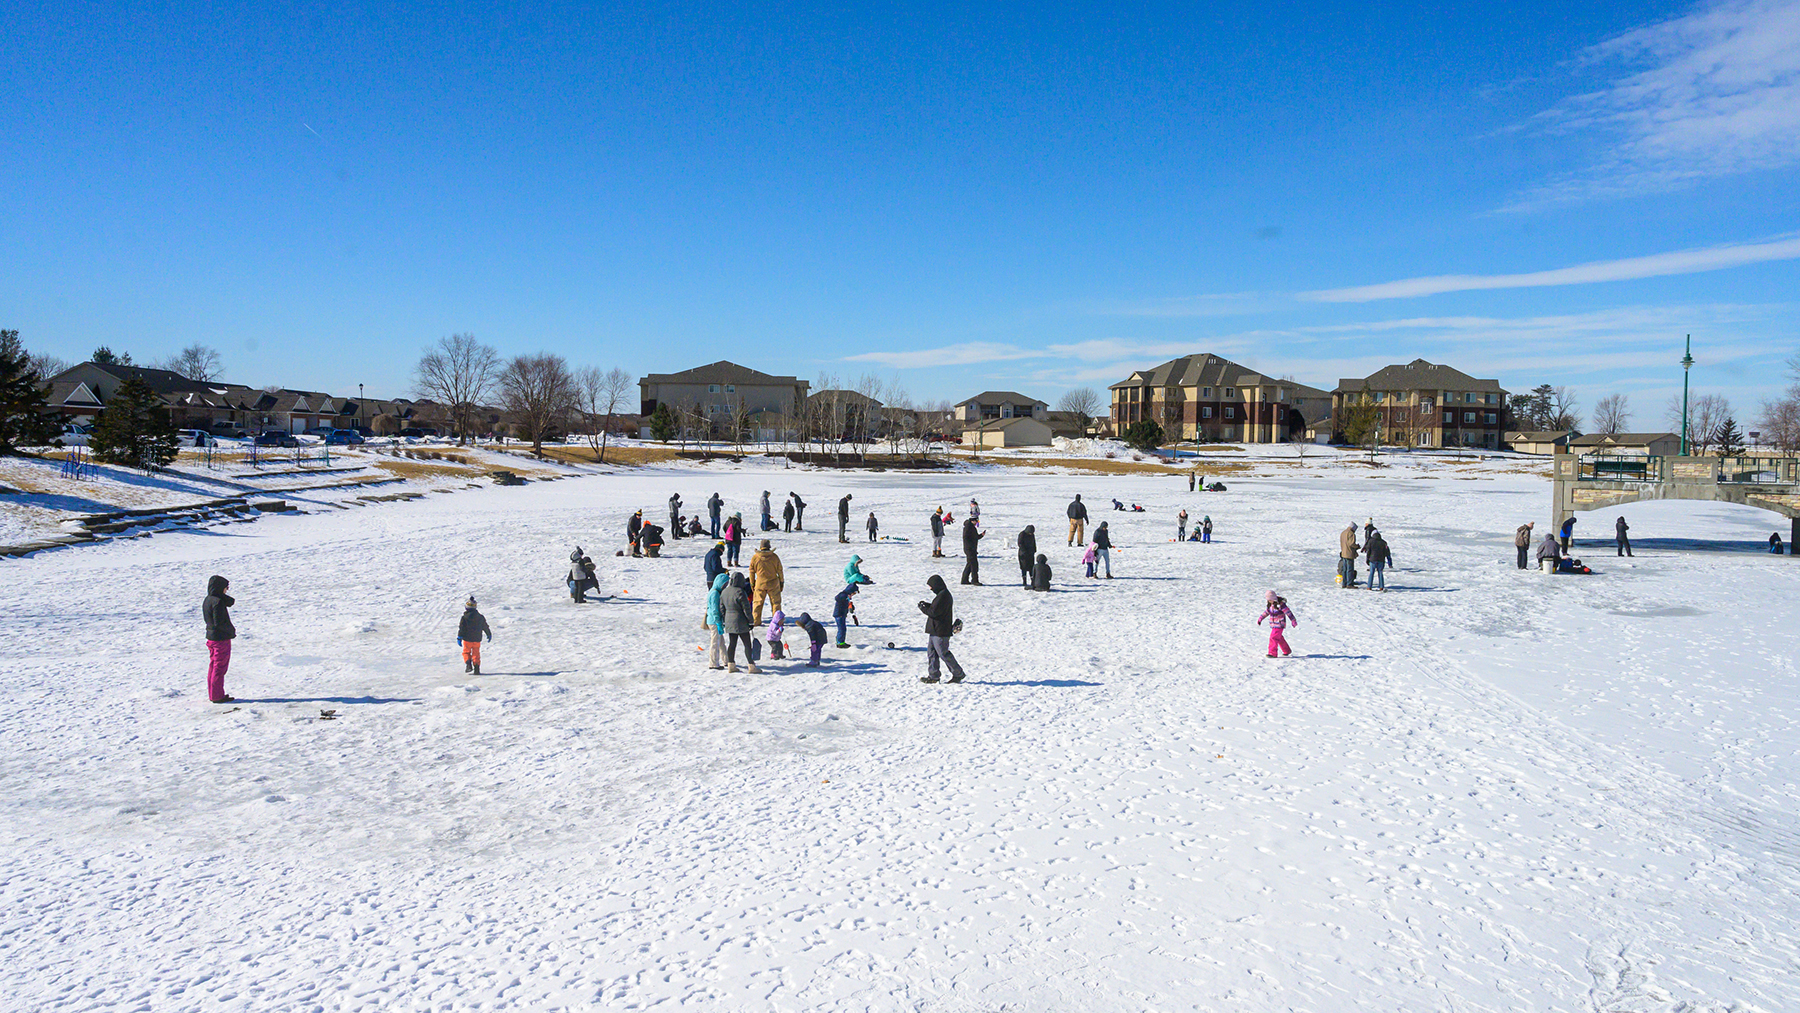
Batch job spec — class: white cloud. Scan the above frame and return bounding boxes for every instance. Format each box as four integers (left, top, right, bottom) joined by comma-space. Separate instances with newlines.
1300, 236, 1800, 301
1516, 0, 1800, 206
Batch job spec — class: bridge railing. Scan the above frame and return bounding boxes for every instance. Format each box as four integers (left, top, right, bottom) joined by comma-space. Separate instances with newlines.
1575, 455, 1656, 482
1570, 454, 1800, 484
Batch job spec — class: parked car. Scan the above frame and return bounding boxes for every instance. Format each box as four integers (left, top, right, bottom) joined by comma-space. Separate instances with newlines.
255, 432, 300, 448
398, 427, 442, 439
325, 429, 365, 445
301, 426, 336, 437
177, 429, 218, 448
208, 423, 248, 439
59, 423, 91, 447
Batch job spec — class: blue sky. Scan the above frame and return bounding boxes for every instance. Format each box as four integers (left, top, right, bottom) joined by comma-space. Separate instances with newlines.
4, 1, 1797, 428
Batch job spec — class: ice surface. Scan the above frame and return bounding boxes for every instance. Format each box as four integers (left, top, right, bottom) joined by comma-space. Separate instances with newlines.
2, 455, 1796, 1011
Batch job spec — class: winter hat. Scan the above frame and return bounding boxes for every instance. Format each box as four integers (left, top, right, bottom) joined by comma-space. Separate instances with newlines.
715, 540, 726, 549
465, 596, 477, 608
759, 539, 771, 550
1266, 590, 1279, 603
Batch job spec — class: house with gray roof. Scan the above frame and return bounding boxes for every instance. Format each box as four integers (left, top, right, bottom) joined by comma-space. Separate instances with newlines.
639, 361, 810, 439
1332, 359, 1509, 449
953, 391, 1047, 424
1108, 353, 1329, 443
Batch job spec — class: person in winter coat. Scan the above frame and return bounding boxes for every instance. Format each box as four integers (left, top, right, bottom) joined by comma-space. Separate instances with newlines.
705, 572, 730, 669
796, 612, 827, 666
766, 610, 787, 660
640, 523, 665, 557
782, 498, 795, 532
1536, 531, 1562, 567
1364, 530, 1391, 591
1082, 541, 1098, 577
748, 540, 784, 625
628, 510, 644, 557
1615, 516, 1632, 557
685, 517, 703, 537
969, 499, 980, 526
760, 491, 773, 532
1112, 498, 1126, 511
203, 575, 237, 703
1363, 518, 1376, 546
843, 555, 874, 586
1031, 552, 1052, 591
568, 548, 600, 602
961, 516, 984, 585
832, 582, 860, 647
838, 493, 853, 542
1772, 531, 1786, 554
458, 596, 493, 674
707, 492, 723, 539
723, 513, 745, 566
1177, 509, 1188, 541
1067, 494, 1088, 546
1093, 521, 1113, 578
669, 493, 684, 539
721, 572, 759, 673
1201, 516, 1213, 543
791, 493, 806, 531
703, 542, 725, 586
1257, 591, 1297, 658
917, 574, 966, 683
1337, 522, 1359, 589
1559, 515, 1577, 553
867, 511, 879, 542
1016, 524, 1037, 586
930, 506, 946, 557
1514, 522, 1535, 569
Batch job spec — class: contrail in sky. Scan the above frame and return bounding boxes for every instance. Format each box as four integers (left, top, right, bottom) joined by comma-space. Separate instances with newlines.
303, 123, 323, 139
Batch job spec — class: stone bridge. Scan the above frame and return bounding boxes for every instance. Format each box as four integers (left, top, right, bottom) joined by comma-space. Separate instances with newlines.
1553, 454, 1800, 546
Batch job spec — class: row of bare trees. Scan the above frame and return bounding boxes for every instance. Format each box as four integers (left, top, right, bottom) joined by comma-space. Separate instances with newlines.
412, 334, 633, 459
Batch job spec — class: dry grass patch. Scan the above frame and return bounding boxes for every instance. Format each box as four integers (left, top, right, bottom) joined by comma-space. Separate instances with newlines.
371, 459, 484, 481
978, 455, 1256, 477
535, 445, 683, 467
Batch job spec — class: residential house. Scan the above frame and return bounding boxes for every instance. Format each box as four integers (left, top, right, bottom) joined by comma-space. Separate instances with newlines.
42, 362, 259, 429
1108, 353, 1329, 443
966, 416, 1054, 448
1332, 359, 1508, 449
806, 388, 886, 441
639, 361, 810, 439
1570, 433, 1680, 457
1506, 431, 1576, 455
952, 392, 1047, 425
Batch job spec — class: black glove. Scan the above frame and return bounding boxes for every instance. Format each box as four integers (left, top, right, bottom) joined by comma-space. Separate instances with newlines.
918, 601, 930, 615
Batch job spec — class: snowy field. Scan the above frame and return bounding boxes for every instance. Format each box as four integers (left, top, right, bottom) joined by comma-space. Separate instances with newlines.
3, 458, 1797, 1011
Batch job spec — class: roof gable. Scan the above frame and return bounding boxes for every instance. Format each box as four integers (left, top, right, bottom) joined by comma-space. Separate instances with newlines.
641, 360, 805, 386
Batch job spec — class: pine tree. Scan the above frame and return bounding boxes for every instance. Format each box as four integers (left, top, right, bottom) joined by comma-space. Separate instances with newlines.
649, 402, 676, 442
1714, 416, 1745, 457
1123, 419, 1164, 451
90, 374, 178, 468
0, 330, 63, 455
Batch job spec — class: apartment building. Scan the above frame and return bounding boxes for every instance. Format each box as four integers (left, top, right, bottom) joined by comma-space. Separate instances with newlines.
1332, 359, 1508, 449
1108, 353, 1329, 443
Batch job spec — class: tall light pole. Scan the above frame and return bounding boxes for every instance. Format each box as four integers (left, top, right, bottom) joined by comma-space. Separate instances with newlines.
1679, 335, 1694, 456
358, 383, 364, 430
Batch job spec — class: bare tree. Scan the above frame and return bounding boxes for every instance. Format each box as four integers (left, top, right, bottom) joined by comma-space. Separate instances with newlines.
1666, 393, 1732, 453
1591, 393, 1632, 434
1757, 392, 1800, 452
498, 352, 578, 455
26, 351, 70, 380
1056, 387, 1101, 436
1544, 385, 1581, 432
158, 344, 224, 382
415, 334, 500, 445
727, 395, 752, 456
576, 366, 632, 463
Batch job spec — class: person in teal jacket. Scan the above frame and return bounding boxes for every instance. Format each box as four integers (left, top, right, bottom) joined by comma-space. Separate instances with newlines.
705, 572, 729, 670
843, 555, 875, 586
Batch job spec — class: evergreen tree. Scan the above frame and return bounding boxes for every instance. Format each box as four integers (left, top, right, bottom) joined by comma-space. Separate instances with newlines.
89, 374, 178, 468
1340, 385, 1381, 447
0, 330, 63, 455
1123, 419, 1164, 451
90, 346, 134, 366
649, 402, 676, 442
1714, 416, 1745, 457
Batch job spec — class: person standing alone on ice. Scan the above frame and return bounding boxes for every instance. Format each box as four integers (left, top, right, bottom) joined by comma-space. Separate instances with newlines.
1067, 494, 1087, 546
203, 575, 236, 703
838, 493, 853, 543
918, 574, 966, 684
458, 596, 493, 675
961, 515, 985, 584
1615, 516, 1632, 557
707, 492, 723, 539
930, 506, 946, 557
1177, 509, 1188, 541
1515, 521, 1535, 569
1016, 523, 1036, 586
866, 511, 879, 542
1257, 591, 1297, 658
760, 491, 773, 532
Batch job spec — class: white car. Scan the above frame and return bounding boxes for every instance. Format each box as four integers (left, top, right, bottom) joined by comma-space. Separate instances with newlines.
60, 424, 91, 447
177, 429, 218, 448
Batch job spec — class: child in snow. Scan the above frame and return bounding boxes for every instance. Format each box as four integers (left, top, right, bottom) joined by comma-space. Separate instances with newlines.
567, 547, 600, 602
1112, 498, 1126, 511
1256, 592, 1296, 658
867, 512, 879, 542
459, 596, 494, 674
766, 610, 787, 660
796, 612, 827, 666
843, 555, 874, 586
1177, 509, 1188, 541
1201, 516, 1212, 543
1082, 541, 1098, 578
833, 583, 859, 647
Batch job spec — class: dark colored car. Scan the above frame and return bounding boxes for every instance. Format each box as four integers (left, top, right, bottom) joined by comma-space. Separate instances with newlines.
398, 427, 439, 439
255, 432, 300, 448
325, 429, 365, 445
208, 423, 248, 439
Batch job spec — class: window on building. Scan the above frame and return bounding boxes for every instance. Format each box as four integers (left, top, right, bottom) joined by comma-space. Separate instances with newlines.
1463, 412, 1476, 423
1201, 407, 1212, 419
708, 384, 720, 394
1224, 407, 1235, 419
1484, 412, 1497, 425
1443, 411, 1453, 424
1277, 389, 1287, 401
1418, 432, 1431, 446
725, 385, 735, 393
981, 405, 1000, 419
1420, 399, 1433, 410
1202, 387, 1212, 398
1225, 387, 1236, 398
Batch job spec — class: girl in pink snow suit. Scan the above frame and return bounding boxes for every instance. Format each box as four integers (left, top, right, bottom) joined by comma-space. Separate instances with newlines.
1257, 591, 1297, 657
1081, 541, 1099, 578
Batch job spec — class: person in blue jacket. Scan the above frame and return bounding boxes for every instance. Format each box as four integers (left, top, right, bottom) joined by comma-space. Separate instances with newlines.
704, 572, 730, 670
703, 541, 725, 587
795, 612, 827, 666
1559, 515, 1577, 553
843, 555, 875, 587
832, 583, 860, 647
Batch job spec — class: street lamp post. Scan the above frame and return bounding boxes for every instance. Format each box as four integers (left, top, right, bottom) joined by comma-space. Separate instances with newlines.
358, 383, 364, 430
1679, 335, 1694, 456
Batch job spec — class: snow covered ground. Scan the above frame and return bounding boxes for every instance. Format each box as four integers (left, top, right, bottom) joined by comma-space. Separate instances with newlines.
2, 457, 1796, 1011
